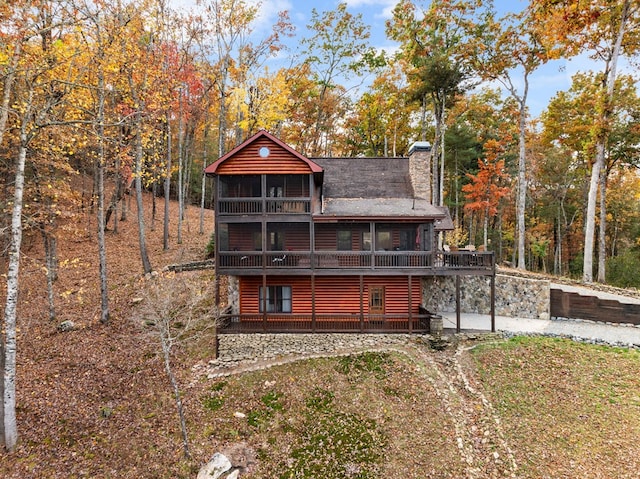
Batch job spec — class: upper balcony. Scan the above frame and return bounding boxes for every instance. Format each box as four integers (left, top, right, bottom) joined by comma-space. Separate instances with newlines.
217, 173, 312, 216
218, 198, 311, 215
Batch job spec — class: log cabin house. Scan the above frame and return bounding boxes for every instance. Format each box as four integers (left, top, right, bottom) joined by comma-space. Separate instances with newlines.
205, 130, 495, 334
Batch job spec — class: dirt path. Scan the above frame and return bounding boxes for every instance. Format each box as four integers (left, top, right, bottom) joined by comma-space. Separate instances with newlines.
406, 344, 519, 478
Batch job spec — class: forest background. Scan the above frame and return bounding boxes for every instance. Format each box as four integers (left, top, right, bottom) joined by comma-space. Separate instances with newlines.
0, 0, 639, 453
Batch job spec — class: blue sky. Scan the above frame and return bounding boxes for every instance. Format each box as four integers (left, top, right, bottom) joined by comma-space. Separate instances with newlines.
172, 0, 637, 119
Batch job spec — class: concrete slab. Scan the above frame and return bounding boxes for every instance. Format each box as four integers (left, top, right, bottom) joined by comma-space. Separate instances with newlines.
440, 312, 640, 348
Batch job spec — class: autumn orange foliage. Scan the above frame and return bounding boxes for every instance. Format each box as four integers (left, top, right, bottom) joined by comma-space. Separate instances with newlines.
462, 138, 510, 218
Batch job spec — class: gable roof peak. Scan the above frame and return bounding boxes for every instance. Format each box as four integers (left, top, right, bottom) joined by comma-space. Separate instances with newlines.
204, 129, 323, 174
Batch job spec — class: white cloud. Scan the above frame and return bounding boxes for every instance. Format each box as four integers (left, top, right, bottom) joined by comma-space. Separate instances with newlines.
343, 0, 396, 19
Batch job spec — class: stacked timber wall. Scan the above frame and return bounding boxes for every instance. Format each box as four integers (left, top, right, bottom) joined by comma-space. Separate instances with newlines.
550, 289, 640, 326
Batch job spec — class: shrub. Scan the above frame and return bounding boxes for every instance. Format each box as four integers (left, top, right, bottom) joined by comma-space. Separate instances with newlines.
607, 250, 640, 288
205, 232, 215, 258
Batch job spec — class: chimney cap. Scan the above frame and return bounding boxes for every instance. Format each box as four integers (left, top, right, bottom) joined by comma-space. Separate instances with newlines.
409, 141, 432, 154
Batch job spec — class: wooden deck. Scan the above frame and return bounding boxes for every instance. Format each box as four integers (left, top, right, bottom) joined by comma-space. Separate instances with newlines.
217, 250, 495, 276
218, 313, 435, 334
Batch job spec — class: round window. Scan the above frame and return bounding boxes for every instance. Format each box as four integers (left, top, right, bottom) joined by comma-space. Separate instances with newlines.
258, 146, 270, 158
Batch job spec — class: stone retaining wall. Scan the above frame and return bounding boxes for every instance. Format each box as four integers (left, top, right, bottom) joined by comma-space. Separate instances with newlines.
206, 332, 501, 375
422, 274, 550, 320
216, 333, 412, 365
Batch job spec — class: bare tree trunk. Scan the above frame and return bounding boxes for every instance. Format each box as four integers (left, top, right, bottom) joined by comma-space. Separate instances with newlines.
151, 181, 157, 232
419, 96, 428, 142
97, 71, 110, 324
200, 116, 210, 235
177, 91, 184, 245
583, 148, 603, 283
163, 116, 171, 250
134, 120, 152, 274
583, 0, 630, 283
2, 122, 29, 453
200, 174, 207, 235
483, 208, 489, 248
438, 91, 446, 208
42, 228, 58, 322
104, 173, 124, 230
0, 42, 20, 145
120, 188, 128, 221
516, 77, 529, 270
597, 174, 607, 283
160, 336, 190, 459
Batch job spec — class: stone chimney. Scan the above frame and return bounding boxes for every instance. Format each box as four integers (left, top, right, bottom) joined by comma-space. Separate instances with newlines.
408, 141, 431, 201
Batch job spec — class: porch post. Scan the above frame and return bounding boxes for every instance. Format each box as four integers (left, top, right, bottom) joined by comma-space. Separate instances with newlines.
408, 274, 413, 334
262, 273, 267, 332
311, 274, 316, 332
456, 274, 461, 333
359, 275, 364, 332
490, 273, 496, 332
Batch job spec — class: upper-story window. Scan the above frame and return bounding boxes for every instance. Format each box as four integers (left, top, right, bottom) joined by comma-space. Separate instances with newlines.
362, 232, 372, 251
399, 229, 416, 251
220, 175, 261, 198
337, 231, 352, 251
267, 175, 309, 197
376, 231, 392, 251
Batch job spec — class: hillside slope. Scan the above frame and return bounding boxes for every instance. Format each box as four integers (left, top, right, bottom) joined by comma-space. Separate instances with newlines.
1, 192, 211, 478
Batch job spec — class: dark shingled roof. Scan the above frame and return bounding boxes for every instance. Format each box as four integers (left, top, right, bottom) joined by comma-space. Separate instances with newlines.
310, 156, 446, 220
311, 157, 414, 199
320, 198, 447, 219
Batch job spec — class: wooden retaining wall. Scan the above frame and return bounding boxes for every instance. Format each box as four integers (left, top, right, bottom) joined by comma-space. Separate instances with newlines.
550, 288, 640, 326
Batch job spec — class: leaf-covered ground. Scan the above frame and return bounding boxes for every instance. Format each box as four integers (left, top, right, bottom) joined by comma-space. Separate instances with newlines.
470, 337, 640, 478
2, 192, 640, 478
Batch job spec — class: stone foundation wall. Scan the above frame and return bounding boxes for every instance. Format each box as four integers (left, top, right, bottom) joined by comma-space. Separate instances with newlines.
206, 332, 503, 373
422, 274, 550, 320
227, 276, 239, 314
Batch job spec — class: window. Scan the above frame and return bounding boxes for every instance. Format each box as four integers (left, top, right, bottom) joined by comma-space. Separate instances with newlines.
375, 231, 392, 251
399, 229, 416, 251
220, 175, 260, 197
269, 231, 284, 250
362, 232, 372, 251
253, 231, 262, 251
259, 286, 292, 313
369, 286, 385, 314
337, 230, 352, 250
422, 224, 433, 251
267, 175, 285, 197
266, 174, 310, 197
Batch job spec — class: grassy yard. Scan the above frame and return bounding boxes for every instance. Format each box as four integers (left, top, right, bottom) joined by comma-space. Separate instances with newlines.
470, 337, 640, 478
187, 337, 640, 478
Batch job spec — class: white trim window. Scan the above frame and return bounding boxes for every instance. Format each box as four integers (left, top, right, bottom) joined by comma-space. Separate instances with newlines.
259, 286, 292, 313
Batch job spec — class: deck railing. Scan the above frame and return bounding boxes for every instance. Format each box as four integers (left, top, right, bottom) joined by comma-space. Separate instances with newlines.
218, 198, 311, 215
217, 250, 494, 272
217, 313, 434, 334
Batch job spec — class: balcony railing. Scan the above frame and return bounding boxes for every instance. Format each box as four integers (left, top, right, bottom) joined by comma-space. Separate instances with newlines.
218, 198, 311, 215
218, 313, 434, 334
217, 250, 494, 272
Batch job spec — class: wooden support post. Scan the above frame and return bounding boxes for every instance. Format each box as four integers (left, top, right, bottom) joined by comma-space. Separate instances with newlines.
262, 273, 267, 332
311, 274, 316, 332
359, 275, 364, 332
491, 274, 496, 332
408, 274, 413, 334
456, 274, 461, 333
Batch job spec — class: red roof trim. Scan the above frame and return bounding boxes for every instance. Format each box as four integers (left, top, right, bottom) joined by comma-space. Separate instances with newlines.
204, 130, 324, 174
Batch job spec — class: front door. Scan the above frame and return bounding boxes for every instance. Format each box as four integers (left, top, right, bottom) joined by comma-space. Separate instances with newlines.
369, 286, 385, 315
